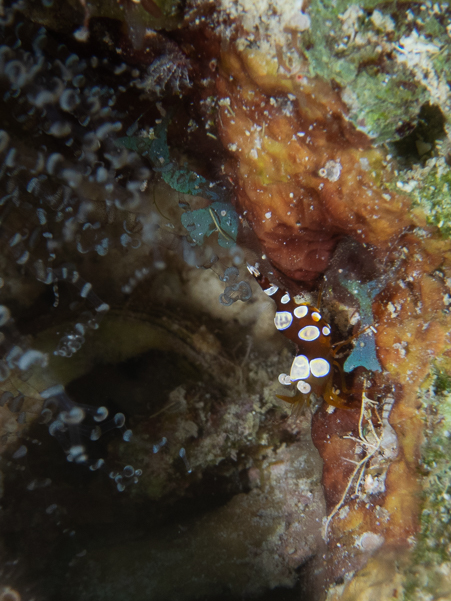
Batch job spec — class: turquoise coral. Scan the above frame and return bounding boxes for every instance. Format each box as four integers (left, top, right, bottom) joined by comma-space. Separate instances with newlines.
339, 274, 384, 373
181, 202, 238, 248
115, 117, 238, 247
115, 117, 225, 201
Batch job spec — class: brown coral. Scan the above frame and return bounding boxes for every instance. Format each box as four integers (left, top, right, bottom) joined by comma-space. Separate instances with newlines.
216, 48, 412, 284
216, 45, 451, 580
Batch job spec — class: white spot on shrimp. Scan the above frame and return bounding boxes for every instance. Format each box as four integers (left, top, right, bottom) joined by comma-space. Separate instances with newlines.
310, 358, 330, 378
278, 373, 291, 385
294, 306, 308, 319
290, 355, 310, 380
274, 311, 293, 330
298, 325, 320, 341
297, 380, 311, 393
281, 293, 290, 304
264, 285, 278, 296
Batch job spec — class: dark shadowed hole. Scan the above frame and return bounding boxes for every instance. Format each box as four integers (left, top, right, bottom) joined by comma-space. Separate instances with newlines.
191, 580, 310, 601
66, 348, 201, 416
392, 103, 446, 167
0, 422, 252, 601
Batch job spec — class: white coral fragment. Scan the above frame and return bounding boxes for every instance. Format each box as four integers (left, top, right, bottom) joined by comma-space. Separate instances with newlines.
319, 160, 342, 182
370, 10, 395, 32
395, 30, 450, 110
355, 531, 385, 551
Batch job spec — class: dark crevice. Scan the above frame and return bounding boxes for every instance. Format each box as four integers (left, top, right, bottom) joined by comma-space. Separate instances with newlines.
392, 103, 446, 167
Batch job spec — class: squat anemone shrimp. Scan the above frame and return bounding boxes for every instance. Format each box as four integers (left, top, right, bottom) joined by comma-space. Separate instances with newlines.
247, 264, 355, 411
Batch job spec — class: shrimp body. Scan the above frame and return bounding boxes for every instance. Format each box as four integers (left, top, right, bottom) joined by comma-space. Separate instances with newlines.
248, 265, 346, 408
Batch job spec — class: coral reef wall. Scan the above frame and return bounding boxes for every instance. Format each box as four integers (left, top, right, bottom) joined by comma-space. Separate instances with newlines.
1, 0, 451, 600
214, 26, 451, 583
212, 0, 451, 598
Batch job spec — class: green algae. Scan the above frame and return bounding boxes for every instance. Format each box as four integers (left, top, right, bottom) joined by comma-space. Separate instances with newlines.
403, 369, 451, 599
298, 0, 451, 144
397, 156, 451, 239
